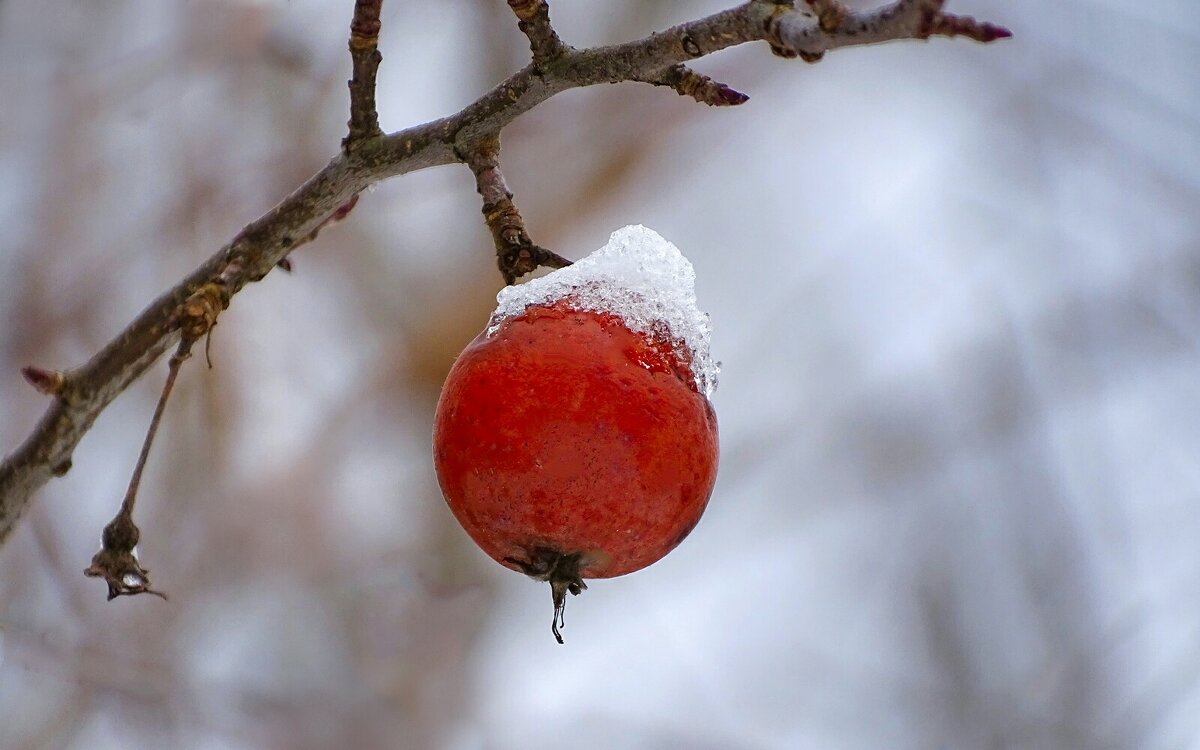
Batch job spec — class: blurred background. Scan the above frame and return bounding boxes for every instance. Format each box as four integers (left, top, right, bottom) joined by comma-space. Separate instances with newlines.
2, 1, 1199, 748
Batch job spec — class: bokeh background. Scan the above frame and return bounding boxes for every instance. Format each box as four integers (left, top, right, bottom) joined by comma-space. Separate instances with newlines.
2, 1, 1199, 748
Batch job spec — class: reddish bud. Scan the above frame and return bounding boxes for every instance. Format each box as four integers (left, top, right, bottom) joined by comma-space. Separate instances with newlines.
979, 24, 1013, 42
329, 194, 360, 225
928, 14, 1013, 43
715, 85, 750, 106
22, 366, 65, 396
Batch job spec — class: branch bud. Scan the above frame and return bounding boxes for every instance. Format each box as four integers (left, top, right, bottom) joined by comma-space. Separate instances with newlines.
21, 366, 66, 396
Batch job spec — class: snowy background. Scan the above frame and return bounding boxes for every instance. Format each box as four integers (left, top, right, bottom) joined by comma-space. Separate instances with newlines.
2, 1, 1199, 748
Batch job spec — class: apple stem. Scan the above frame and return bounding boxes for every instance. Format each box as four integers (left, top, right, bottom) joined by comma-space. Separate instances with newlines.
505, 547, 588, 644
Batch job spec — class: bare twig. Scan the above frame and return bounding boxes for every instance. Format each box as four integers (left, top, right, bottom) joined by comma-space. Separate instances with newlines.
83, 280, 229, 599
345, 0, 384, 146
0, 0, 1009, 544
763, 0, 1011, 62
507, 0, 566, 67
463, 137, 571, 285
924, 11, 1013, 43
21, 366, 66, 397
82, 351, 182, 601
651, 65, 750, 107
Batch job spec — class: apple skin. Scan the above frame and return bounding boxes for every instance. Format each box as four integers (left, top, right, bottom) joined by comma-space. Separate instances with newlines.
433, 299, 719, 580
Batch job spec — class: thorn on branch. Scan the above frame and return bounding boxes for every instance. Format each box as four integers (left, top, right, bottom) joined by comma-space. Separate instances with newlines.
657, 65, 749, 107
507, 0, 566, 67
21, 366, 66, 396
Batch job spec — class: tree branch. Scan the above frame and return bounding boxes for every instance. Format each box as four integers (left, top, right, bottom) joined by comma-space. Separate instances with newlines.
345, 0, 385, 145
463, 136, 571, 284
0, 0, 1009, 543
81, 282, 228, 599
507, 0, 567, 67
647, 65, 750, 107
763, 0, 1012, 62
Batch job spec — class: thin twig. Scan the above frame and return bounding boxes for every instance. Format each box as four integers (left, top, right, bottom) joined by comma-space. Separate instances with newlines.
651, 65, 750, 107
21, 366, 66, 397
463, 137, 571, 284
507, 0, 566, 67
345, 0, 384, 146
764, 0, 1011, 62
83, 283, 228, 598
81, 348, 185, 601
119, 350, 184, 522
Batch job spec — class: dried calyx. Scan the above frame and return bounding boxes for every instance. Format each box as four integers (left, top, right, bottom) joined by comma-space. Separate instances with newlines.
84, 513, 167, 600
505, 547, 588, 644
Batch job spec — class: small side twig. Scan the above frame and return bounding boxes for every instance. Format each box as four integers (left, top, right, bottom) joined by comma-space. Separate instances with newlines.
764, 0, 1011, 63
649, 65, 749, 107
344, 0, 384, 147
922, 11, 1013, 43
21, 366, 67, 397
507, 0, 566, 68
463, 137, 571, 285
83, 282, 229, 600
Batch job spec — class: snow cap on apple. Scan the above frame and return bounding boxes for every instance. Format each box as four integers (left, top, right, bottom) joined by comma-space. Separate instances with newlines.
434, 225, 719, 643
490, 224, 719, 397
